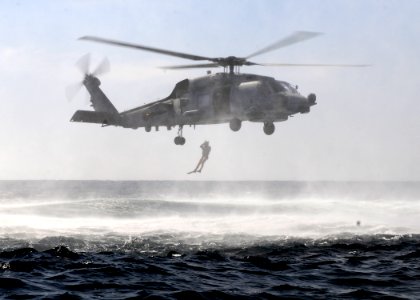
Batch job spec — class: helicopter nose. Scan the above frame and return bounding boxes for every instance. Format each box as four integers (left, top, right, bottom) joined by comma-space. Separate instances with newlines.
307, 93, 316, 105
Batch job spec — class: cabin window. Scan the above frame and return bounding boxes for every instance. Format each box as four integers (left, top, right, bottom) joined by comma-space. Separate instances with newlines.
198, 93, 211, 109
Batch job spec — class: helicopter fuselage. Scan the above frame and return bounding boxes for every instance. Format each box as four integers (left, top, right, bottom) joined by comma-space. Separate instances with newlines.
71, 72, 316, 144
119, 72, 316, 129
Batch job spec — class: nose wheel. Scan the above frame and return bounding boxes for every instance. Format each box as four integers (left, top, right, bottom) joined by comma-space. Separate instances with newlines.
174, 126, 186, 145
263, 122, 275, 135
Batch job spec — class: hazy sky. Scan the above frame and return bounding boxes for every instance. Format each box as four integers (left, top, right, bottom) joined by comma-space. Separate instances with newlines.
0, 0, 419, 180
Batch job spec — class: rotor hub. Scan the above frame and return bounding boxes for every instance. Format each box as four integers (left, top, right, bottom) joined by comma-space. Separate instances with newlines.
213, 56, 248, 74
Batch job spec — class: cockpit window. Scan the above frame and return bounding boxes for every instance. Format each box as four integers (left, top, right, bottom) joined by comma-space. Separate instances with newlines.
272, 82, 285, 92
272, 81, 299, 94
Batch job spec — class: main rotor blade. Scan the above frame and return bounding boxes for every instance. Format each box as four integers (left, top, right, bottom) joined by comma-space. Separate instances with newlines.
80, 36, 214, 62
160, 63, 220, 70
245, 31, 323, 59
259, 63, 370, 67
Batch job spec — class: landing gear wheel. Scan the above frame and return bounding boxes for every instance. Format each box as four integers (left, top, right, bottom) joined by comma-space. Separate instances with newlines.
229, 118, 242, 132
174, 126, 186, 145
145, 125, 152, 132
263, 122, 275, 135
174, 136, 186, 145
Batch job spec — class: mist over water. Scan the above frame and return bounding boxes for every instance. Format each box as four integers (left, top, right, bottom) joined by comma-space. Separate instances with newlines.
1, 181, 419, 250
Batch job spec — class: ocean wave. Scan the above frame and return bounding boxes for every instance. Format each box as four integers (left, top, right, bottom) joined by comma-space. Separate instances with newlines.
1, 181, 419, 298
0, 234, 419, 299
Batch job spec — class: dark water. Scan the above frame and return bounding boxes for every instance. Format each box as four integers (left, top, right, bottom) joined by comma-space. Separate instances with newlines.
0, 181, 419, 299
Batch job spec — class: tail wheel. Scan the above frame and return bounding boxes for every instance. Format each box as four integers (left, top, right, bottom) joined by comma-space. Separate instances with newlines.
263, 122, 275, 135
229, 118, 242, 132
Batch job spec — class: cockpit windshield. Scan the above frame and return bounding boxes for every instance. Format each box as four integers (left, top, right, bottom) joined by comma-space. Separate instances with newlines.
272, 81, 299, 94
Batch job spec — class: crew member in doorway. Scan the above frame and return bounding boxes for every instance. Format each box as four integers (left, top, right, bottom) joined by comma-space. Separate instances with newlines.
189, 141, 211, 174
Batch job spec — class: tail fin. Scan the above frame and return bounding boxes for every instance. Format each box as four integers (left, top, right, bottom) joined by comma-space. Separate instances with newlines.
70, 75, 120, 125
83, 75, 118, 114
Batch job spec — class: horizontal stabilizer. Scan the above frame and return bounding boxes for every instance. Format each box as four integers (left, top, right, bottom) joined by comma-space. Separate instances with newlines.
70, 110, 119, 125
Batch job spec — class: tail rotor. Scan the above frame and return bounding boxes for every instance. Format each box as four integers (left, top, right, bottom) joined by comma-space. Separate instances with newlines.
75, 53, 91, 75
92, 57, 110, 77
66, 53, 110, 102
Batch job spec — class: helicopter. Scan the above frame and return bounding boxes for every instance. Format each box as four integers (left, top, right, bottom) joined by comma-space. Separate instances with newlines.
69, 31, 367, 145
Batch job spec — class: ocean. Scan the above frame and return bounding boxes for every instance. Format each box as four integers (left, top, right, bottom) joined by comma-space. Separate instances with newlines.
0, 181, 419, 299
